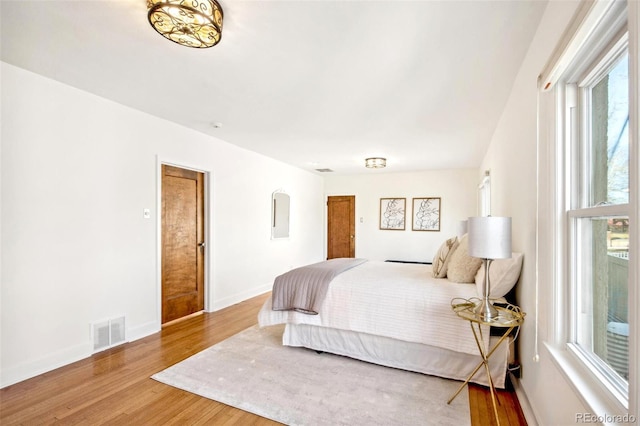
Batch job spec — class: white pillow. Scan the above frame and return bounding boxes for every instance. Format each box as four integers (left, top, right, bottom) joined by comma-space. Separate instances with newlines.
446, 234, 482, 283
432, 236, 459, 278
475, 252, 524, 298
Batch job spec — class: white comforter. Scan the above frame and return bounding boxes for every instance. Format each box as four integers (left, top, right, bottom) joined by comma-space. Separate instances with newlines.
258, 260, 488, 355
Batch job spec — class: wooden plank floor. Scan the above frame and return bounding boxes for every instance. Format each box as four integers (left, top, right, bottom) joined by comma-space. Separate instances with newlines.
469, 378, 527, 426
0, 293, 526, 425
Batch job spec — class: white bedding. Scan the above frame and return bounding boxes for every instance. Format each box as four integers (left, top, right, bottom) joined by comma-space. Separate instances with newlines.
283, 323, 509, 388
258, 260, 488, 356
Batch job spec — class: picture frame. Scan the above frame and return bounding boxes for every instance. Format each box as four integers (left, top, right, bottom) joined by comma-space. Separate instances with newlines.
412, 197, 441, 231
379, 198, 406, 230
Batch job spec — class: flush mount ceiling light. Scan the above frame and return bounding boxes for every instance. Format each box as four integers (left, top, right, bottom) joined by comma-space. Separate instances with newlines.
365, 157, 386, 169
147, 0, 223, 48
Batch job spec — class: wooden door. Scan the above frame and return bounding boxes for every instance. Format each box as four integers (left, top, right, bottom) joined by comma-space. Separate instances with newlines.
327, 195, 355, 259
162, 165, 205, 324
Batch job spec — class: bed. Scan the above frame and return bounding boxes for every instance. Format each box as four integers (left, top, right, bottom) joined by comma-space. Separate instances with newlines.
258, 250, 523, 389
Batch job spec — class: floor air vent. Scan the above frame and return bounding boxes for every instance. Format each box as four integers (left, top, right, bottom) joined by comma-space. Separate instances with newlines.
92, 316, 126, 352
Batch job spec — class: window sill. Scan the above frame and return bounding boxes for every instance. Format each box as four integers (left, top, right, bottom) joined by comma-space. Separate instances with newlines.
545, 342, 631, 423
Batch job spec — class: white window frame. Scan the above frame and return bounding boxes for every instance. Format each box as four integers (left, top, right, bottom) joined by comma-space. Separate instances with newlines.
478, 170, 491, 217
537, 0, 639, 419
567, 41, 630, 401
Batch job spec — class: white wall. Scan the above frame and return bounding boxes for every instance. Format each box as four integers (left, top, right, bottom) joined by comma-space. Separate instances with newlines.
479, 1, 592, 424
324, 169, 478, 262
0, 62, 325, 387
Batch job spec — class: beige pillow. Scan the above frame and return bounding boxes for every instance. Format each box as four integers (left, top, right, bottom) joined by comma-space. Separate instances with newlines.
475, 252, 524, 298
432, 237, 459, 278
446, 234, 482, 283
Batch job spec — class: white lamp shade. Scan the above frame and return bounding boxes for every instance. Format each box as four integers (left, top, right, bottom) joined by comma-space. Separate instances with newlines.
467, 216, 512, 259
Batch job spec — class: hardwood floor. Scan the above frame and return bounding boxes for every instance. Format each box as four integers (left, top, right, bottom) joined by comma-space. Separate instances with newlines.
469, 377, 527, 426
0, 293, 526, 425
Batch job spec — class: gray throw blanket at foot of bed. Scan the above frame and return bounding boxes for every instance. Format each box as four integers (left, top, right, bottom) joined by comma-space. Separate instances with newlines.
271, 258, 368, 315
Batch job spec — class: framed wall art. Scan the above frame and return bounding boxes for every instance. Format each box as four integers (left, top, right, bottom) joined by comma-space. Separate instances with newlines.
412, 197, 440, 231
379, 198, 406, 230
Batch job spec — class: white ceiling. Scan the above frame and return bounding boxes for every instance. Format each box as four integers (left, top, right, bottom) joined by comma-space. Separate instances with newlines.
1, 0, 547, 175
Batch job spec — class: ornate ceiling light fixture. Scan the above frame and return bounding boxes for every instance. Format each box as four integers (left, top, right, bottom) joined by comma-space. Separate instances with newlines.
147, 0, 223, 48
365, 157, 387, 168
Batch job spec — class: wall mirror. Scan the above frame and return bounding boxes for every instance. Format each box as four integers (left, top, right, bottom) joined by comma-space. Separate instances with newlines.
272, 190, 290, 239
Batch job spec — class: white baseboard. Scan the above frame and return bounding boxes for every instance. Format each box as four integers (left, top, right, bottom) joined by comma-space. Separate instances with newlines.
127, 320, 159, 343
209, 283, 272, 312
510, 373, 539, 426
0, 342, 91, 389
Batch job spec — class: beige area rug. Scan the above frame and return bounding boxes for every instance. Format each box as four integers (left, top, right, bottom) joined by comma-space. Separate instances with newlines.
152, 324, 470, 426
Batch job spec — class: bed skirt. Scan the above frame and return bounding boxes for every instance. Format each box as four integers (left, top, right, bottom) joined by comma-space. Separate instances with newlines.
283, 323, 510, 388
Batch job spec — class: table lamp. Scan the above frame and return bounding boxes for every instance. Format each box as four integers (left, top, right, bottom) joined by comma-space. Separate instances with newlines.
468, 216, 512, 320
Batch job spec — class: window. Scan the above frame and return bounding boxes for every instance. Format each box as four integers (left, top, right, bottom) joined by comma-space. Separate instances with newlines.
568, 49, 630, 400
478, 170, 491, 217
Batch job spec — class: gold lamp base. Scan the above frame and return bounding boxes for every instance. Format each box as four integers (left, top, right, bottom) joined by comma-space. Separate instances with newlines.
474, 258, 499, 321
474, 296, 499, 321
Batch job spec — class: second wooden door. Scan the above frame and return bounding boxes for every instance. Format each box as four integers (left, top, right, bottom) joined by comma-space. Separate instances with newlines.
327, 195, 355, 259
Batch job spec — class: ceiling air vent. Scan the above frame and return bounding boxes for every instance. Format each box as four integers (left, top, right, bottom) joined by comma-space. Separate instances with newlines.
315, 168, 334, 173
